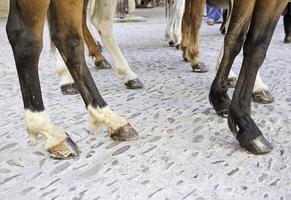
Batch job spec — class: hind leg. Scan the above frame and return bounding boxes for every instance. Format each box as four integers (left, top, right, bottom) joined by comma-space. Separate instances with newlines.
6, 0, 79, 159
49, 0, 138, 141
91, 0, 143, 89
83, 0, 111, 69
187, 0, 208, 72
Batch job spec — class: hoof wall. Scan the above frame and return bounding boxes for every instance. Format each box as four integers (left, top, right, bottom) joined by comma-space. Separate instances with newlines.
95, 60, 111, 69
48, 134, 80, 159
109, 124, 138, 141
239, 135, 273, 155
61, 83, 79, 95
125, 79, 143, 89
176, 44, 180, 50
169, 41, 175, 47
192, 63, 208, 73
252, 90, 274, 104
227, 77, 237, 88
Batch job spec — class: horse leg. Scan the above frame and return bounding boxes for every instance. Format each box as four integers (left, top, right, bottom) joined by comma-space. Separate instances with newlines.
83, 0, 111, 69
49, 0, 138, 141
187, 0, 208, 73
228, 0, 287, 154
91, 0, 143, 89
173, 0, 185, 48
165, 0, 176, 47
6, 0, 79, 159
181, 0, 191, 62
55, 48, 79, 95
209, 0, 255, 117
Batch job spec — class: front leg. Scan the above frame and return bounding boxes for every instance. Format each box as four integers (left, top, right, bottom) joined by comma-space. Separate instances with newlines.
228, 0, 286, 154
49, 0, 138, 141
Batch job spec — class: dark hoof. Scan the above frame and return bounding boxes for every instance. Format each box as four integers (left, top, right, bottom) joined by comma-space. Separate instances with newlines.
95, 59, 111, 70
48, 134, 80, 159
176, 44, 180, 50
238, 135, 273, 155
109, 123, 138, 141
125, 79, 143, 89
227, 77, 237, 88
168, 41, 175, 47
284, 35, 291, 43
61, 83, 79, 95
252, 90, 274, 104
209, 85, 230, 118
183, 57, 189, 62
192, 63, 208, 73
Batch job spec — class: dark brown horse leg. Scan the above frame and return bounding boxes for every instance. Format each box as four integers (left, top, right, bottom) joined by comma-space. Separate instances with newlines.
187, 0, 208, 73
82, 0, 111, 69
6, 0, 79, 159
228, 0, 287, 154
181, 0, 191, 62
49, 0, 138, 141
209, 0, 256, 117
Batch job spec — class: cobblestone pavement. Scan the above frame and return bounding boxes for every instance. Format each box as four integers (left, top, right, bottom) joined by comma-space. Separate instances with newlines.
1, 8, 291, 200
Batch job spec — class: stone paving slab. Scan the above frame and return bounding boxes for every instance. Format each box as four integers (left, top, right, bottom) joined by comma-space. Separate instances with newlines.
0, 8, 291, 200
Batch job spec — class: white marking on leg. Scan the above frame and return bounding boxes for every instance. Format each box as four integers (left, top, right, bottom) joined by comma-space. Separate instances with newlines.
91, 0, 138, 83
25, 110, 66, 149
173, 0, 185, 45
55, 50, 74, 86
165, 0, 175, 43
87, 105, 128, 132
253, 70, 268, 92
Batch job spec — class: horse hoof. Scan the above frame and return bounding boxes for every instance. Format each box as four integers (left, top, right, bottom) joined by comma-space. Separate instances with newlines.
252, 90, 274, 104
95, 60, 111, 70
109, 123, 138, 141
284, 35, 291, 43
48, 134, 80, 159
192, 63, 208, 73
238, 135, 273, 155
217, 109, 228, 118
125, 79, 143, 89
176, 44, 180, 50
227, 77, 237, 88
61, 83, 79, 95
168, 41, 175, 47
183, 57, 189, 62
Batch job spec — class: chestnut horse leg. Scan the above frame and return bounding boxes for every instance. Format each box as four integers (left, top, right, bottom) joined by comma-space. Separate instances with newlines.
91, 0, 143, 89
209, 0, 256, 117
228, 0, 287, 154
186, 0, 208, 73
48, 0, 138, 142
83, 0, 111, 69
181, 0, 191, 62
6, 0, 79, 159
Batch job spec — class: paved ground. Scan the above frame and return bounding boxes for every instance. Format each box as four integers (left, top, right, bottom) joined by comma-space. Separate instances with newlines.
1, 7, 291, 200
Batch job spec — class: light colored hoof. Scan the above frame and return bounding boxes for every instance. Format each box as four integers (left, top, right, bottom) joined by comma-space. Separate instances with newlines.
252, 90, 274, 104
108, 123, 138, 141
192, 62, 208, 73
48, 134, 80, 159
